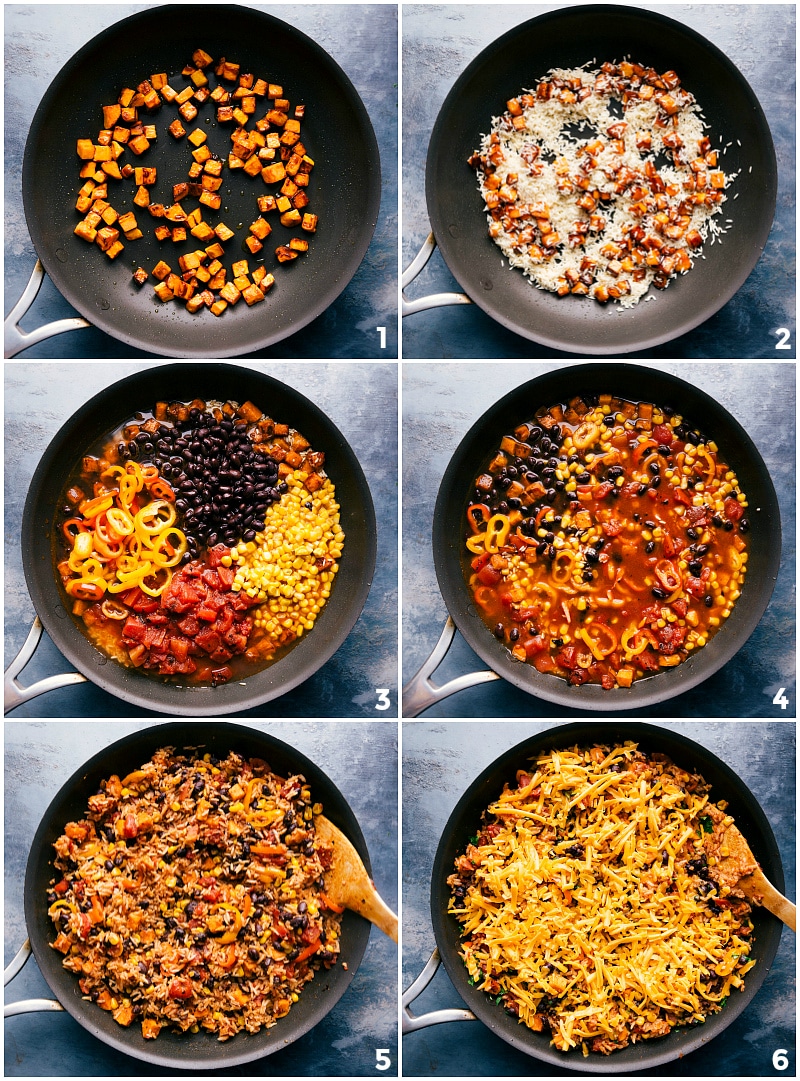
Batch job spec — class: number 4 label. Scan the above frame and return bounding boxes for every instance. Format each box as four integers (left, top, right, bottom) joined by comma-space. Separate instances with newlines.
772, 687, 789, 710
375, 1048, 392, 1071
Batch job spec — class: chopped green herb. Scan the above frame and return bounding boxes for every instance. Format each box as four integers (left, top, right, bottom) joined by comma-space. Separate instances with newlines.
700, 816, 713, 833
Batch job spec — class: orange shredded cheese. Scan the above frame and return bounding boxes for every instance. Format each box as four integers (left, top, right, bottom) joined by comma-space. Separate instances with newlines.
448, 742, 756, 1056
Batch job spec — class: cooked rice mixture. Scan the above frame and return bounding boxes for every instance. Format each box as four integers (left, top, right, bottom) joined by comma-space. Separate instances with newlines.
469, 62, 734, 306
48, 748, 343, 1041
448, 743, 755, 1056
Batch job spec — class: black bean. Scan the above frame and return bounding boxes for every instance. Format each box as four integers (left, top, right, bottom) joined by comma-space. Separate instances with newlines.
739, 518, 750, 533
652, 587, 668, 599
688, 561, 703, 576
509, 627, 520, 642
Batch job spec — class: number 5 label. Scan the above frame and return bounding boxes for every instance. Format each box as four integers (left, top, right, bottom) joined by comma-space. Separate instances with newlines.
375, 1047, 392, 1071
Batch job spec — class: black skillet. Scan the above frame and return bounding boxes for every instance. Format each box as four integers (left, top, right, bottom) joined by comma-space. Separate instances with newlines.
18, 4, 380, 357
430, 364, 780, 712
19, 721, 372, 1070
428, 721, 785, 1074
19, 363, 376, 715
424, 4, 777, 354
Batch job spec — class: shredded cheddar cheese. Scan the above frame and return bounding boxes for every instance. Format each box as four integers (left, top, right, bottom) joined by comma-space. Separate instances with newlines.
448, 743, 756, 1056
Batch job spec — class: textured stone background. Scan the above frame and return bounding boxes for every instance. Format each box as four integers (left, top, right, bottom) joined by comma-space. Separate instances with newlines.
5, 361, 398, 717
402, 720, 795, 1076
402, 4, 795, 358
4, 4, 398, 358
402, 361, 795, 718
4, 720, 398, 1076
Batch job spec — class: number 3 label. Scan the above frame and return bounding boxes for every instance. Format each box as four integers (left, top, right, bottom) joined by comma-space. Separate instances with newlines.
375, 688, 391, 711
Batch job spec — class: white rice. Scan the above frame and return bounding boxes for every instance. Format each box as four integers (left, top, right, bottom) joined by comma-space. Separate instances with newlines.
471, 63, 734, 308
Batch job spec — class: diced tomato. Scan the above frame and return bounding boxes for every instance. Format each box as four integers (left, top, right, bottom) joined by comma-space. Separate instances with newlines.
638, 650, 660, 671
673, 488, 692, 506
671, 598, 688, 617
555, 645, 579, 669
471, 552, 492, 572
653, 423, 673, 446
523, 634, 548, 658
724, 497, 744, 522
122, 616, 147, 641
197, 605, 219, 622
168, 978, 194, 1000
601, 518, 624, 537
533, 652, 557, 673
594, 481, 613, 498
477, 563, 502, 586
177, 615, 200, 637
661, 532, 679, 558
53, 878, 70, 894
685, 576, 706, 599
217, 565, 235, 589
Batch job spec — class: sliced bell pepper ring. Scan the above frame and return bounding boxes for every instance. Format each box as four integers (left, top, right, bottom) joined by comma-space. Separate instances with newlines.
106, 507, 134, 536
295, 939, 322, 965
78, 493, 114, 520
654, 559, 682, 592
147, 478, 176, 501
467, 503, 490, 533
632, 438, 658, 466
62, 518, 87, 541
484, 514, 511, 553
65, 578, 107, 601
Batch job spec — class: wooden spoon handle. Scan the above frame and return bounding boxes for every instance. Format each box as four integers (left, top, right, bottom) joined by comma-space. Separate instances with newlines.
348, 886, 398, 943
740, 869, 796, 932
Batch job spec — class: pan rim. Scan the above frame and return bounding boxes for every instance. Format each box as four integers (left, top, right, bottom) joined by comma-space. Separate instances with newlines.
429, 719, 786, 1074
19, 362, 378, 715
22, 720, 373, 1070
431, 362, 782, 712
20, 3, 382, 358
424, 3, 778, 355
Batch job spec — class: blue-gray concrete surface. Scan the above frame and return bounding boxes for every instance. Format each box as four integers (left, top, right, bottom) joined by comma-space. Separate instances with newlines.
5, 361, 398, 717
401, 4, 795, 359
402, 720, 795, 1076
4, 4, 398, 359
4, 719, 398, 1076
402, 361, 795, 718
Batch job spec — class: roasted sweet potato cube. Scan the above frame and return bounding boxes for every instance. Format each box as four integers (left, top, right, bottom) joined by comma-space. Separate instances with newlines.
257, 195, 277, 214
190, 69, 208, 89
128, 135, 150, 156
190, 221, 216, 242
101, 160, 122, 180
201, 175, 223, 192
116, 211, 137, 233
105, 240, 124, 259
219, 282, 242, 304
229, 260, 247, 279
192, 146, 212, 166
261, 162, 286, 185
160, 84, 177, 103
199, 190, 221, 211
150, 71, 168, 89
188, 128, 207, 148
301, 213, 318, 233
251, 265, 267, 286
208, 269, 226, 290
219, 60, 240, 81
179, 102, 198, 122
152, 260, 172, 280
75, 192, 92, 213
133, 185, 151, 207
233, 275, 250, 291
186, 293, 206, 313
280, 209, 301, 228
275, 245, 298, 263
84, 209, 103, 228
228, 154, 245, 170
74, 220, 97, 243
280, 130, 300, 148
165, 204, 187, 222
289, 237, 309, 253
179, 251, 202, 272
92, 144, 112, 162
171, 226, 188, 242
292, 190, 310, 211
169, 119, 187, 139
132, 266, 149, 285
205, 244, 224, 261
153, 281, 175, 302
217, 105, 235, 123
210, 299, 228, 316
118, 87, 135, 107
143, 124, 157, 140
202, 158, 223, 177
244, 236, 263, 255
242, 283, 265, 305
294, 172, 309, 188
173, 182, 190, 202
247, 218, 270, 241
274, 98, 290, 111
154, 224, 171, 240
192, 47, 213, 68
242, 156, 261, 177
214, 222, 235, 243
148, 203, 167, 218
101, 205, 118, 226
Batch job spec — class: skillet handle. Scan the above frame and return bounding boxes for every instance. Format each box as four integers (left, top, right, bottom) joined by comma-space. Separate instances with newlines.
3, 938, 64, 1017
402, 233, 472, 316
4, 618, 87, 714
402, 947, 475, 1033
4, 260, 91, 358
402, 618, 499, 716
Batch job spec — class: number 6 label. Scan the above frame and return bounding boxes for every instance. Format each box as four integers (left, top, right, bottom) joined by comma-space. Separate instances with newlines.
773, 1048, 789, 1070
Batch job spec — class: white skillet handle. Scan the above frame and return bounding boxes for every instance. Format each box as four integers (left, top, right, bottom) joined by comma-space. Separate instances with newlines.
3, 938, 64, 1017
402, 617, 499, 716
402, 233, 473, 316
4, 618, 87, 714
4, 260, 91, 358
402, 947, 475, 1033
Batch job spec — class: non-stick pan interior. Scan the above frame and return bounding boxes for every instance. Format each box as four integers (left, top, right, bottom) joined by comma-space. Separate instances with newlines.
433, 363, 781, 711
24, 721, 372, 1070
22, 4, 380, 357
21, 364, 376, 715
430, 721, 785, 1074
426, 4, 777, 354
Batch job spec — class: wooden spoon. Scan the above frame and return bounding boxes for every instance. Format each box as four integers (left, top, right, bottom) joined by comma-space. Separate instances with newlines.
315, 815, 398, 942
704, 820, 795, 932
